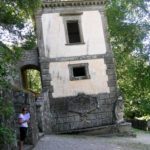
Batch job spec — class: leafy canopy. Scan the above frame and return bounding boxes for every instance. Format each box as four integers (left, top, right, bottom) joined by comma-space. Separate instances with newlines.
106, 0, 150, 118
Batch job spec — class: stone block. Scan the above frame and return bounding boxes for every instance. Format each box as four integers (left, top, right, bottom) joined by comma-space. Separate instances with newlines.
74, 115, 80, 122
42, 75, 51, 81
104, 57, 114, 64
67, 116, 75, 122
70, 122, 79, 130
105, 99, 113, 104
109, 92, 117, 98
108, 80, 117, 87
109, 87, 117, 93
107, 64, 115, 69
98, 100, 105, 105
41, 69, 49, 74
87, 114, 97, 120
108, 74, 117, 80
92, 119, 102, 127
98, 93, 109, 99
56, 118, 64, 124
42, 80, 50, 86
62, 123, 71, 131
116, 122, 136, 136
106, 69, 115, 75
41, 62, 49, 69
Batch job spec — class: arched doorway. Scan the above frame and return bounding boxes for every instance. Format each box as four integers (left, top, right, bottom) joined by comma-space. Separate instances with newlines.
21, 65, 42, 94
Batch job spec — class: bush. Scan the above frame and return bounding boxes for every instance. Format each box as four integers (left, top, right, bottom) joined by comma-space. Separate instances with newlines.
0, 125, 15, 144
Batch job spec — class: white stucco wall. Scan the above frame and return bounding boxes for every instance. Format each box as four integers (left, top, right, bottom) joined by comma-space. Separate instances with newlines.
42, 11, 106, 58
50, 59, 110, 98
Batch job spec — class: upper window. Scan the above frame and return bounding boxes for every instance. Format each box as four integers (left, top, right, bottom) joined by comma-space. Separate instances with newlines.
67, 20, 81, 44
61, 13, 84, 45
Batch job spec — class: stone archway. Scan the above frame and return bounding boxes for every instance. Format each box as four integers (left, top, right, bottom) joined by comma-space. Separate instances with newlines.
21, 65, 42, 94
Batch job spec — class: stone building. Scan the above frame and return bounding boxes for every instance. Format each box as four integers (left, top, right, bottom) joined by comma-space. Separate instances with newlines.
17, 0, 131, 135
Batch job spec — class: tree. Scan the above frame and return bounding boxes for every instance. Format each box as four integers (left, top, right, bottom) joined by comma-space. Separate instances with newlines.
0, 0, 41, 48
106, 0, 150, 118
26, 69, 42, 93
0, 0, 41, 145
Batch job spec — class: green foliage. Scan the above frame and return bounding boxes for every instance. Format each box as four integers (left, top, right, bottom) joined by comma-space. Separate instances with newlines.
21, 32, 37, 50
118, 55, 150, 118
27, 69, 42, 93
106, 0, 150, 118
0, 0, 41, 27
0, 43, 21, 144
0, 1, 25, 28
17, 0, 41, 14
0, 0, 41, 145
0, 42, 22, 88
0, 125, 15, 144
0, 95, 15, 144
0, 0, 41, 48
0, 97, 14, 119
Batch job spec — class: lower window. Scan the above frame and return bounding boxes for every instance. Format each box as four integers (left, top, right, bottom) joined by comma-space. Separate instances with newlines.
68, 63, 90, 80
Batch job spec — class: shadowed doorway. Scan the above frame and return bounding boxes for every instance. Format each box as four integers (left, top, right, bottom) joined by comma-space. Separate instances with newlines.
21, 65, 42, 95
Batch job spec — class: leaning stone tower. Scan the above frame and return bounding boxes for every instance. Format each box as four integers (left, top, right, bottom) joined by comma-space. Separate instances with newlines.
35, 0, 130, 134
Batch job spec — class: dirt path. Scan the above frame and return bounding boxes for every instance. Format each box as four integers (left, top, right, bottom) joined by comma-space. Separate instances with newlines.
33, 130, 150, 150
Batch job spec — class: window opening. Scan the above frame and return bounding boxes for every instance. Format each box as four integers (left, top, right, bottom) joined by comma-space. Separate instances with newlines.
69, 63, 90, 81
67, 20, 81, 43
73, 66, 86, 77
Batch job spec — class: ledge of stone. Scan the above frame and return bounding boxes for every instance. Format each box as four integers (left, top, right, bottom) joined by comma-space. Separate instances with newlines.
42, 0, 106, 8
58, 122, 136, 137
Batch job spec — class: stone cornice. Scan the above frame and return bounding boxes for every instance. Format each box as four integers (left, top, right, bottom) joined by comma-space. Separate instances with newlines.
42, 0, 106, 8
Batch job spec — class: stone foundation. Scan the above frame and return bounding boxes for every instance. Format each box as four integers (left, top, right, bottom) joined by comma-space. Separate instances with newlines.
67, 122, 135, 137
50, 93, 117, 133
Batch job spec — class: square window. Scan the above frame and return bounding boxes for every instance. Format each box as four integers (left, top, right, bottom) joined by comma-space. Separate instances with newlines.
69, 63, 90, 80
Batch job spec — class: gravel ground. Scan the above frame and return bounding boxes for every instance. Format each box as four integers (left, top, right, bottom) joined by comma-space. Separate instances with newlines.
33, 130, 150, 150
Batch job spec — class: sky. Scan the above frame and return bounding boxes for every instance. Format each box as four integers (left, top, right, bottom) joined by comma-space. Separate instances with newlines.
0, 21, 33, 46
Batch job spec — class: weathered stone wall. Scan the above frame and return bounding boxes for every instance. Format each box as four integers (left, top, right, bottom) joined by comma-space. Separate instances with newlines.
36, 90, 51, 133
18, 48, 39, 68
13, 48, 40, 90
50, 93, 116, 133
13, 90, 39, 145
0, 89, 40, 150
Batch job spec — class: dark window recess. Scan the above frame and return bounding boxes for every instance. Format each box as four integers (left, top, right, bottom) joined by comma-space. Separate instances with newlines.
73, 66, 86, 77
67, 21, 81, 43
